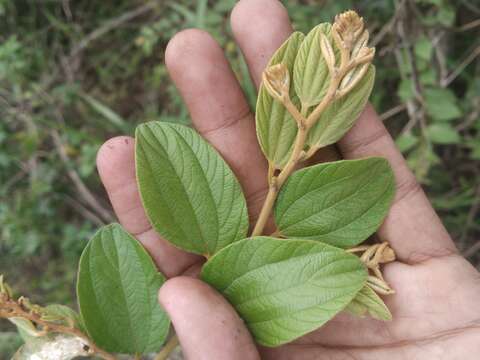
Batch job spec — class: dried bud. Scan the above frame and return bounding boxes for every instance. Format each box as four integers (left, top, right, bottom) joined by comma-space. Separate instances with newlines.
333, 10, 365, 50
356, 46, 375, 64
351, 29, 370, 58
0, 292, 8, 303
0, 275, 12, 299
338, 63, 369, 97
262, 63, 290, 101
332, 10, 375, 84
338, 48, 374, 96
367, 276, 395, 295
379, 245, 396, 263
319, 32, 336, 73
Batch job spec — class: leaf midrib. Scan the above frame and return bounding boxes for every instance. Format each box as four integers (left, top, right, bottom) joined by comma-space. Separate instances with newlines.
91, 229, 140, 352
170, 125, 220, 254
228, 256, 362, 309
246, 289, 360, 326
141, 124, 211, 253
139, 127, 199, 250
221, 243, 354, 296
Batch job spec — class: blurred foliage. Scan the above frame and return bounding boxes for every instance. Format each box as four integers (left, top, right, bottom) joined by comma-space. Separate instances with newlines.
0, 0, 479, 356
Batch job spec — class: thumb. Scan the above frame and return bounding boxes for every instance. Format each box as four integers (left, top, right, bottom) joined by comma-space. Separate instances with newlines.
159, 276, 260, 360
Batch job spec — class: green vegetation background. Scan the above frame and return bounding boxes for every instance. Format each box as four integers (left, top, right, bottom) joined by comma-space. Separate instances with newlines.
0, 0, 479, 356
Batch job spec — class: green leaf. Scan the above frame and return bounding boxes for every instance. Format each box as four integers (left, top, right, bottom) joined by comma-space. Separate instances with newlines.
397, 78, 415, 102
41, 304, 85, 332
418, 0, 441, 6
424, 88, 462, 121
437, 5, 455, 26
345, 285, 392, 321
201, 237, 367, 346
406, 142, 438, 183
80, 93, 129, 132
0, 331, 22, 359
136, 121, 248, 256
306, 66, 375, 149
293, 23, 332, 108
274, 158, 395, 248
414, 36, 433, 61
256, 32, 304, 168
9, 318, 42, 342
396, 132, 419, 152
426, 123, 461, 144
77, 224, 170, 354
468, 140, 480, 160
420, 68, 436, 86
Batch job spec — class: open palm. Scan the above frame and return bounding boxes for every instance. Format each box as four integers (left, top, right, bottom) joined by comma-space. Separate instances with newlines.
95, 1, 480, 359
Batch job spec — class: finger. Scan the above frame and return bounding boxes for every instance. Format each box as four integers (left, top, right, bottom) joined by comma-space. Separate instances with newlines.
338, 105, 457, 263
159, 277, 260, 360
165, 29, 270, 223
96, 137, 201, 278
231, 0, 293, 88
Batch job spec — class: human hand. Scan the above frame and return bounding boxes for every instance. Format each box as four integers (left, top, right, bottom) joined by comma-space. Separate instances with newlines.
95, 0, 480, 359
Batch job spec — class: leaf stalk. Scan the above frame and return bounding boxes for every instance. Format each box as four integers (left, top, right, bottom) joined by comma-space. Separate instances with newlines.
154, 334, 179, 360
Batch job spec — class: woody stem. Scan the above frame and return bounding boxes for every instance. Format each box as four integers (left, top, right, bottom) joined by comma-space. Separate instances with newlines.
0, 299, 116, 360
251, 73, 343, 237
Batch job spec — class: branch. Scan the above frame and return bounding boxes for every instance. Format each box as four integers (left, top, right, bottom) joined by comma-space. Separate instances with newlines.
64, 195, 105, 227
456, 18, 480, 32
461, 184, 480, 256
0, 289, 115, 360
379, 103, 407, 121
394, 0, 428, 138
69, 1, 160, 58
50, 130, 114, 223
441, 45, 480, 87
154, 334, 179, 360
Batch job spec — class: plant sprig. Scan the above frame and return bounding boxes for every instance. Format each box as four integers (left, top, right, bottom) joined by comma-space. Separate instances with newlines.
252, 11, 376, 237
0, 275, 116, 360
